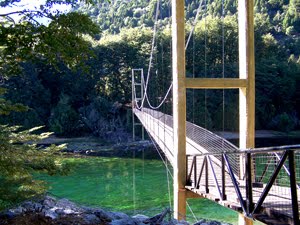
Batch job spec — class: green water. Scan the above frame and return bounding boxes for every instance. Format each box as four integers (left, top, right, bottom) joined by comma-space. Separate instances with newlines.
36, 156, 241, 224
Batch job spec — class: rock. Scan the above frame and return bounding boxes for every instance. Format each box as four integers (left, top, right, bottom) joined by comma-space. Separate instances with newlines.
0, 196, 229, 225
109, 218, 136, 225
54, 208, 65, 215
132, 214, 149, 221
82, 206, 95, 214
132, 214, 149, 224
177, 221, 190, 225
94, 209, 113, 222
63, 208, 75, 214
43, 196, 56, 208
0, 211, 17, 220
22, 201, 35, 212
145, 212, 167, 224
56, 198, 77, 209
33, 203, 43, 212
9, 206, 23, 215
194, 219, 231, 225
44, 210, 58, 220
110, 211, 131, 220
83, 213, 101, 224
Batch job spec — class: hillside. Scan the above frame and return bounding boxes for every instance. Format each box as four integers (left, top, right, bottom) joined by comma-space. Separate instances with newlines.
75, 0, 300, 36
73, 0, 300, 131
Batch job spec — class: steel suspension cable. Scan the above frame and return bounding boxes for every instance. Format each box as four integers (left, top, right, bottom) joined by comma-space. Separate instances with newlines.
136, 0, 206, 111
185, 0, 205, 50
222, 0, 226, 151
132, 149, 136, 215
159, 2, 172, 208
144, 127, 173, 209
186, 200, 199, 223
204, 0, 208, 135
135, 0, 160, 110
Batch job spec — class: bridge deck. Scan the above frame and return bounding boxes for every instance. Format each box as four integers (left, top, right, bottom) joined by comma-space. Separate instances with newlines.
134, 108, 240, 175
186, 155, 299, 224
134, 108, 300, 225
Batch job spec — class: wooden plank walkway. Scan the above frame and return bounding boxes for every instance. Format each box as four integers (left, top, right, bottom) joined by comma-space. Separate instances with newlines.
133, 108, 300, 225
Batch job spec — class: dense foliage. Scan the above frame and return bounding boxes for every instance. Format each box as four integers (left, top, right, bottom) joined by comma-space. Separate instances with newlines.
75, 0, 300, 35
0, 0, 101, 209
0, 89, 71, 209
1, 0, 300, 134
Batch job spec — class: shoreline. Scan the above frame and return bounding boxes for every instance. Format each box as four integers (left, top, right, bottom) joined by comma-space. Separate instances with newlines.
35, 130, 300, 157
0, 195, 232, 225
39, 130, 300, 145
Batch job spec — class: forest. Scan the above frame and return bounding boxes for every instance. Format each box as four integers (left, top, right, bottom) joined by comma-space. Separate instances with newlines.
0, 0, 300, 208
1, 0, 300, 138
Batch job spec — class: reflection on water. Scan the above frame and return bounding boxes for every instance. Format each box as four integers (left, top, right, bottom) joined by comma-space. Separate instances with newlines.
37, 157, 171, 215
36, 156, 240, 224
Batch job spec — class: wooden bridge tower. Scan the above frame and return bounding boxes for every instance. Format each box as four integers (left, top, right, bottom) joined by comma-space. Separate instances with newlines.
172, 0, 255, 225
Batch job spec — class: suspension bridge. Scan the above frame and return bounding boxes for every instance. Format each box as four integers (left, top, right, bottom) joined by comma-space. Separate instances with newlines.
131, 0, 299, 225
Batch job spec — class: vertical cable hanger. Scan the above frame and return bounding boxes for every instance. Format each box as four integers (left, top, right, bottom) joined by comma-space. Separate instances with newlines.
169, 0, 173, 116
185, 0, 205, 50
204, 0, 208, 133
166, 1, 172, 210
132, 149, 136, 215
221, 0, 226, 156
192, 29, 196, 138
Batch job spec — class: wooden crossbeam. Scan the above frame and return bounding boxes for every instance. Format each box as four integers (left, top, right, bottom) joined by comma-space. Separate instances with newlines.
185, 78, 247, 89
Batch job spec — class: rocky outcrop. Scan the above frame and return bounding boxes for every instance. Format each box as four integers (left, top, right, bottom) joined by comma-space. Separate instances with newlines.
0, 196, 232, 225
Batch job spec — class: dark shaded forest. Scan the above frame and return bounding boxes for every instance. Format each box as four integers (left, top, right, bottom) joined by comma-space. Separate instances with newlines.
1, 0, 300, 138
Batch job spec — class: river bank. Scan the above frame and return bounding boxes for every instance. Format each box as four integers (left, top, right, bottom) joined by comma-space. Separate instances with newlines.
38, 135, 159, 159
40, 130, 300, 146
0, 196, 232, 225
38, 130, 300, 158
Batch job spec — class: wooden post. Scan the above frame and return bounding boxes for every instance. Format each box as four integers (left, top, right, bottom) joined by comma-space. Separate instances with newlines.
238, 0, 255, 224
238, 214, 253, 225
238, 0, 255, 153
172, 0, 186, 220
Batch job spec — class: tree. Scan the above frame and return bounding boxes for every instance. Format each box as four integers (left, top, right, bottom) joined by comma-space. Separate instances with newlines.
0, 90, 70, 209
0, 0, 100, 76
49, 94, 83, 136
0, 0, 101, 209
283, 0, 300, 33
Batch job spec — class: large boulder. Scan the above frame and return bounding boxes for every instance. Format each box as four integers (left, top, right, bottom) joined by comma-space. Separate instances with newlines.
0, 196, 232, 225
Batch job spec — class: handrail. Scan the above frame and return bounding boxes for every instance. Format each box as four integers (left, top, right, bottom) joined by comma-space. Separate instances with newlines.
186, 144, 300, 157
186, 148, 300, 224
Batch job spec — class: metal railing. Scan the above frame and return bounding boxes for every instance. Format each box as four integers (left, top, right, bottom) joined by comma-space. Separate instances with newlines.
139, 108, 241, 176
186, 145, 300, 224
